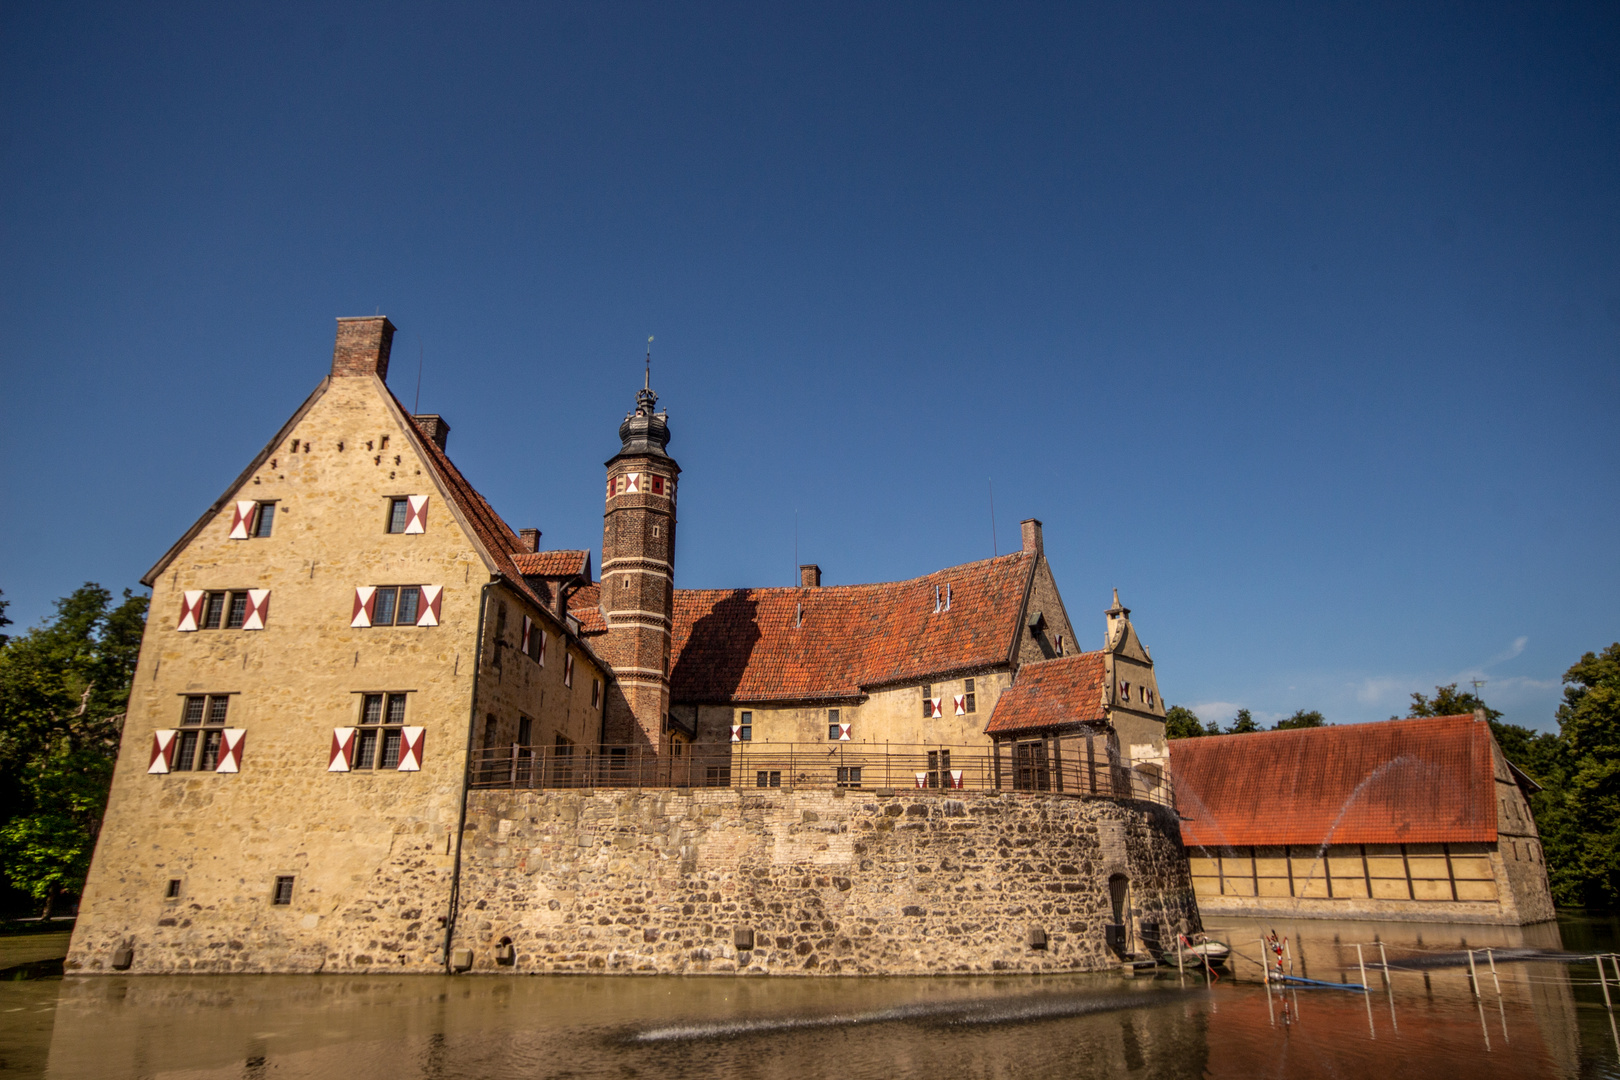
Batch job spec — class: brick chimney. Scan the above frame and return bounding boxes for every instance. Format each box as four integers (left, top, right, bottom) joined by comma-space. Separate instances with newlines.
413, 414, 450, 450
799, 564, 821, 588
1020, 518, 1043, 555
518, 528, 541, 553
332, 317, 396, 380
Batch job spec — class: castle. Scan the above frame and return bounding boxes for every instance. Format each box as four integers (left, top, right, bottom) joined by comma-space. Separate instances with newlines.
67, 317, 1193, 975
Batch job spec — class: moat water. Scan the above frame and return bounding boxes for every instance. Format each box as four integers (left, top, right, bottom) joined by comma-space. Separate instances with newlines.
5, 914, 1620, 1079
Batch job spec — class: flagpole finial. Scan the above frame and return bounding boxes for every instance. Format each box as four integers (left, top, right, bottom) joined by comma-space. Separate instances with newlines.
645, 336, 653, 390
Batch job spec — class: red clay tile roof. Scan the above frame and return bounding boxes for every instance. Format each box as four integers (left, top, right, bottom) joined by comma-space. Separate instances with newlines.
984, 652, 1107, 735
566, 583, 605, 634
514, 550, 591, 578
667, 553, 1032, 703
1170, 715, 1498, 848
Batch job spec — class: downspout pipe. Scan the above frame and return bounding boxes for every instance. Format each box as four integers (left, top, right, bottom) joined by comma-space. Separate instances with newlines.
442, 574, 499, 972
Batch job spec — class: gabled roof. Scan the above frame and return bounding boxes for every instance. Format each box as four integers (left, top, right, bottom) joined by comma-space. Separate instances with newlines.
1170, 715, 1499, 848
515, 550, 591, 578
566, 583, 605, 634
667, 552, 1034, 703
984, 651, 1107, 735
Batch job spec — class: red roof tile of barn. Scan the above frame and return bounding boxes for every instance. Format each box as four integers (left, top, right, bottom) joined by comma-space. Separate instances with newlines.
984, 652, 1108, 734
514, 550, 591, 578
669, 552, 1032, 703
1170, 715, 1498, 848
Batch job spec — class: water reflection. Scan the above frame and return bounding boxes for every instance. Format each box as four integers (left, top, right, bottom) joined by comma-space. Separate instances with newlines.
16, 915, 1620, 1079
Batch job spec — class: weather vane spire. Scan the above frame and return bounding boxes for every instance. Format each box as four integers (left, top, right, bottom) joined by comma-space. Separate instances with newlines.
645, 335, 653, 391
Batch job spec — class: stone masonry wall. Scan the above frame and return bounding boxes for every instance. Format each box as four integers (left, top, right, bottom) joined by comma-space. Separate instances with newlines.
450, 787, 1198, 974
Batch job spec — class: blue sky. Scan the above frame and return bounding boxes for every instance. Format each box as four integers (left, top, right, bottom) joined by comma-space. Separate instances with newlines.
2, 2, 1616, 733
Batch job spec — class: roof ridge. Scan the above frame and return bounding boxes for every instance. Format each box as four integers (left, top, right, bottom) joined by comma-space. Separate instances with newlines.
672, 551, 1030, 598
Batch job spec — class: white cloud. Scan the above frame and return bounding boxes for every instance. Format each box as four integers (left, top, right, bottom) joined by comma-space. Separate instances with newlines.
1486, 636, 1529, 666
1188, 702, 1242, 724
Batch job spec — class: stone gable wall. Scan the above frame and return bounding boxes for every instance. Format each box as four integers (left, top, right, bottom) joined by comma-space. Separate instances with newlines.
449, 787, 1198, 974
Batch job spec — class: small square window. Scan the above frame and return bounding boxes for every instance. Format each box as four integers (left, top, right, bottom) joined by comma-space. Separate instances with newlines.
388, 498, 409, 533
271, 876, 295, 905
756, 770, 781, 788
165, 879, 182, 900
836, 766, 862, 789
827, 708, 841, 740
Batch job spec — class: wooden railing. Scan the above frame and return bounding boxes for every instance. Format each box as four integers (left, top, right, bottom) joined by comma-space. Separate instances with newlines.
469, 741, 1174, 808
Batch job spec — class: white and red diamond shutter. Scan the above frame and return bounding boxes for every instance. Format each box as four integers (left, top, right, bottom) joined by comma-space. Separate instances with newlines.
177, 590, 205, 632
403, 495, 429, 534
929, 697, 942, 719
148, 730, 177, 774
949, 769, 964, 789
731, 725, 742, 743
624, 473, 641, 494
564, 653, 574, 687
229, 500, 257, 539
536, 627, 547, 665
1118, 680, 1130, 701
397, 727, 425, 771
216, 729, 246, 773
953, 695, 966, 716
328, 728, 356, 771
352, 587, 376, 628
521, 615, 532, 655
915, 772, 928, 788
838, 723, 852, 741
242, 590, 270, 630
416, 585, 442, 626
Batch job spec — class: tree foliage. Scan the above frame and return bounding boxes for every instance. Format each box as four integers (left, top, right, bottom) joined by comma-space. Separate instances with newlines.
1274, 709, 1326, 730
0, 584, 147, 914
1228, 708, 1261, 733
1164, 705, 1207, 739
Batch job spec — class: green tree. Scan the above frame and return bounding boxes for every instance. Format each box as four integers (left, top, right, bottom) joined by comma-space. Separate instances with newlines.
1165, 705, 1208, 739
1274, 709, 1326, 730
1545, 644, 1620, 907
0, 584, 147, 915
0, 589, 11, 648
1227, 708, 1260, 734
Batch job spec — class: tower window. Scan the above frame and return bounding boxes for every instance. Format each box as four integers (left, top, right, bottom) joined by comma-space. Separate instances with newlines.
964, 678, 977, 714
388, 498, 410, 533
738, 711, 752, 742
827, 708, 841, 740
271, 876, 295, 905
165, 879, 182, 900
921, 685, 932, 718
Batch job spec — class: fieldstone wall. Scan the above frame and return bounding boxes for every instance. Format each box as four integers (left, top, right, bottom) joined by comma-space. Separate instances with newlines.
450, 787, 1198, 974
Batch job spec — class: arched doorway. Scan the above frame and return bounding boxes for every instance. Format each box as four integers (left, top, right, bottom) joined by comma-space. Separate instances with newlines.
1106, 874, 1131, 957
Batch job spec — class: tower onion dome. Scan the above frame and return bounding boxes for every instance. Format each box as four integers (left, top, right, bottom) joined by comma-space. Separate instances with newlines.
617, 379, 671, 459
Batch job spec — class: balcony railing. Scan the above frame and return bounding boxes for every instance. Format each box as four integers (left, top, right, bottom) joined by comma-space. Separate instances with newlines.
468, 741, 1173, 809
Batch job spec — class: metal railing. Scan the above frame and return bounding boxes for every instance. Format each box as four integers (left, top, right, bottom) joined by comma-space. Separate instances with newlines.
469, 741, 1174, 808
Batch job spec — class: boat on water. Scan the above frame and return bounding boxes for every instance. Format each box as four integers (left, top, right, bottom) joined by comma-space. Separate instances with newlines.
1181, 938, 1230, 969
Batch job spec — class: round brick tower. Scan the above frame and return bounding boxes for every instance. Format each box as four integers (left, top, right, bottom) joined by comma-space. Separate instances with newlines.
600, 373, 680, 749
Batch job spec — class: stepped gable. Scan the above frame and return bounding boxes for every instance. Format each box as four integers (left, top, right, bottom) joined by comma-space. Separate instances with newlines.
668, 552, 1032, 703
1171, 714, 1498, 848
984, 651, 1107, 735
514, 550, 591, 578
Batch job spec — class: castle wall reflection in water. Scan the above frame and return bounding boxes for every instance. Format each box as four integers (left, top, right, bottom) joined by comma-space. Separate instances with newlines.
19, 915, 1620, 1080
